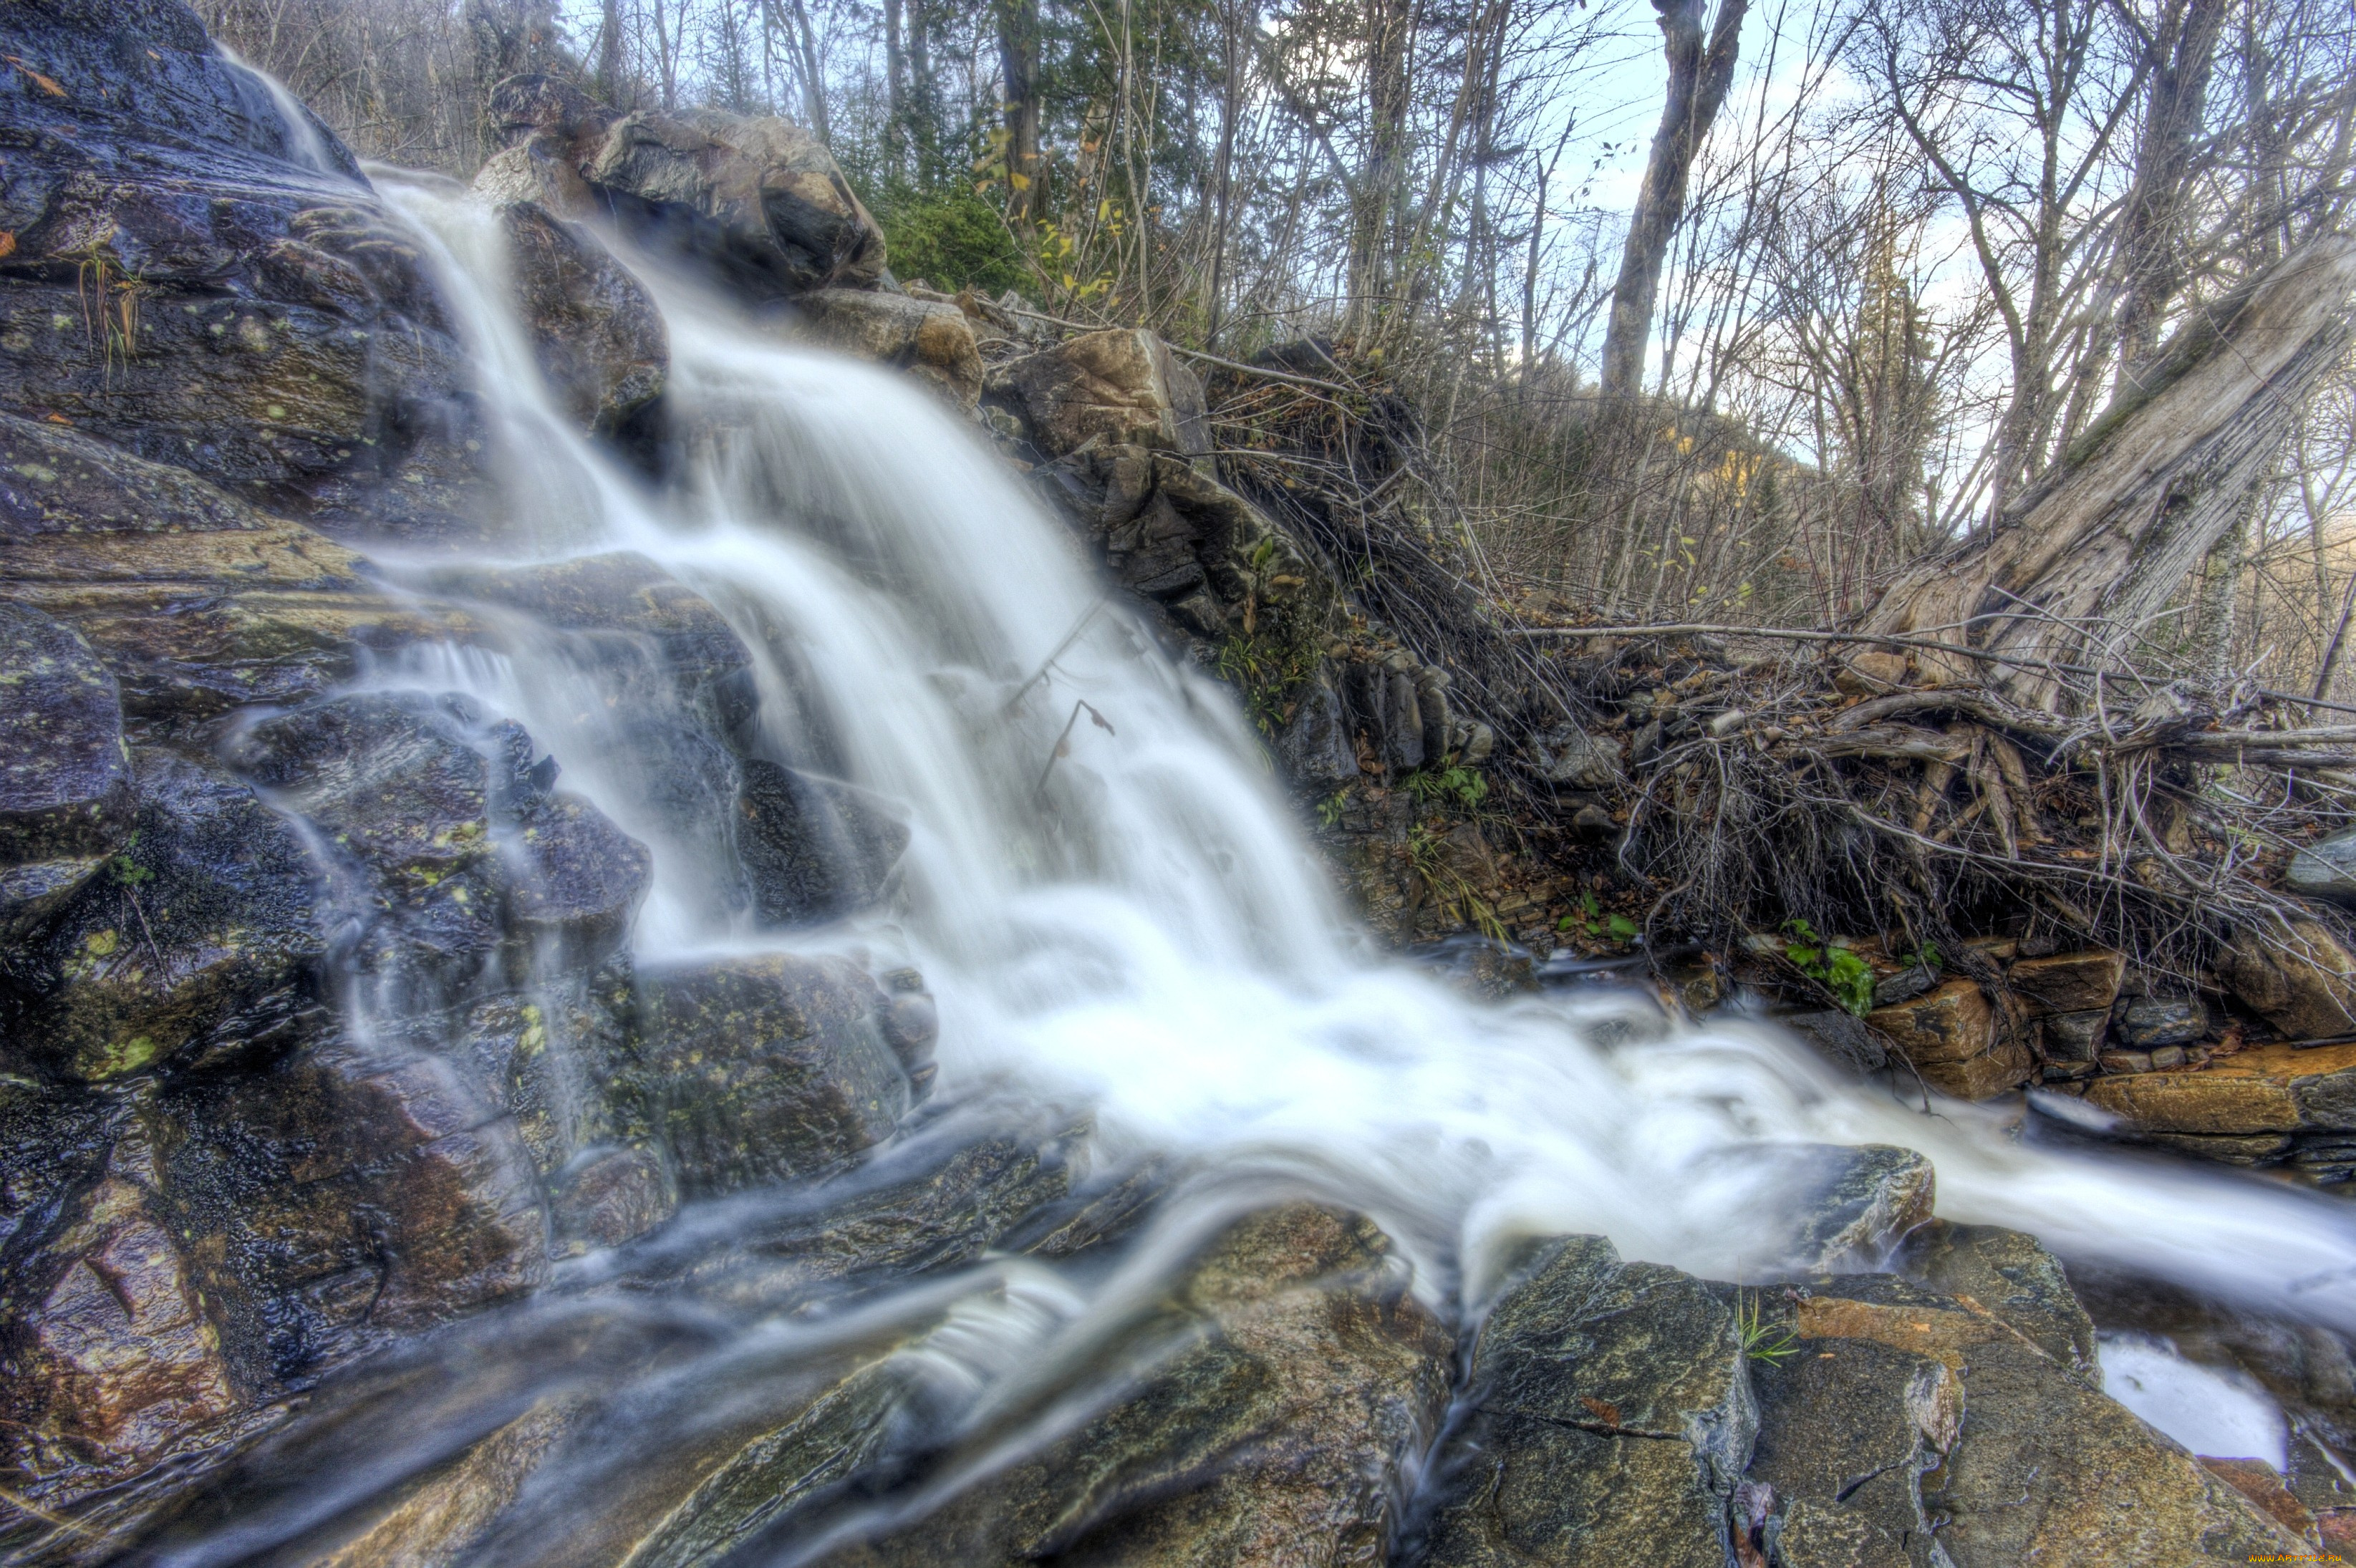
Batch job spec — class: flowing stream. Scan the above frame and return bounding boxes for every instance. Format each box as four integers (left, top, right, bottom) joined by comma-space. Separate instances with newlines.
161, 174, 2356, 1559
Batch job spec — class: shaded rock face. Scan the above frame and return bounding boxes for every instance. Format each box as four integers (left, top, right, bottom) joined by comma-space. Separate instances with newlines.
0, 600, 132, 939
1, 747, 325, 1082
496, 201, 667, 438
1744, 1335, 1958, 1566
622, 952, 909, 1198
808, 1202, 1454, 1568
229, 691, 652, 1013
1417, 1235, 1757, 1568
2216, 915, 2356, 1041
0, 1, 488, 542
473, 75, 886, 301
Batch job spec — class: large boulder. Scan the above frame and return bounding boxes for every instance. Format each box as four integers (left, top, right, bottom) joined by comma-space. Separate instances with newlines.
2216, 915, 2356, 1041
1743, 1332, 1959, 1564
473, 76, 885, 301
987, 329, 1210, 460
1, 748, 325, 1082
496, 202, 667, 438
1792, 1274, 2304, 1564
228, 692, 651, 1013
1418, 1235, 1757, 1567
0, 1, 488, 541
2083, 1040, 2356, 1135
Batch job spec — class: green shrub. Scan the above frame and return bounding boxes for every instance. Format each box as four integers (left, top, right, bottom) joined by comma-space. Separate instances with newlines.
876, 188, 1030, 298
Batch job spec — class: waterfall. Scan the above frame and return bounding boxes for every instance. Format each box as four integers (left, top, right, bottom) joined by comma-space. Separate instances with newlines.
344, 179, 2356, 1328
114, 151, 2356, 1568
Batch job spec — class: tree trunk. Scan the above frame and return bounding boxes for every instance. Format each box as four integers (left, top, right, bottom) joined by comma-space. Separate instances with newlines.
1596, 0, 1747, 404
597, 0, 621, 104
1346, 0, 1413, 346
997, 0, 1043, 226
884, 0, 908, 168
1863, 235, 2356, 706
2115, 0, 2226, 391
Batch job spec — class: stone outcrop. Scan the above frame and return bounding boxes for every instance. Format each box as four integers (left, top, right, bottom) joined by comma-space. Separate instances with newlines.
473, 74, 886, 301
0, 0, 488, 542
792, 289, 984, 408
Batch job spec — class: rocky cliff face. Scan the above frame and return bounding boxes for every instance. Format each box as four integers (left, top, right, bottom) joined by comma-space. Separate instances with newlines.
0, 4, 2342, 1564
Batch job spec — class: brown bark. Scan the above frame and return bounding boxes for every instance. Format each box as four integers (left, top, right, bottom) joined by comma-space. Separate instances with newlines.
1863, 234, 2356, 705
1597, 0, 1748, 403
997, 0, 1043, 226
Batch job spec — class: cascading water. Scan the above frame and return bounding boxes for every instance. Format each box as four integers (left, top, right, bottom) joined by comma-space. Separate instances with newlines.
145, 171, 2356, 1562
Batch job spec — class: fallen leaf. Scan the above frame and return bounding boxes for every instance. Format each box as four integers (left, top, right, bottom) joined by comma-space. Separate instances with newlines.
5, 57, 67, 97
1578, 1395, 1621, 1428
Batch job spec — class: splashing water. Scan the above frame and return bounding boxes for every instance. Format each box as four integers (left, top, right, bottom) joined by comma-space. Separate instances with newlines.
352, 177, 2356, 1338
213, 44, 356, 179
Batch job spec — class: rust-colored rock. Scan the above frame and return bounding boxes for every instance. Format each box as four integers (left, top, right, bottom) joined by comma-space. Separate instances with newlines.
793, 289, 984, 409
1866, 978, 2031, 1099
2082, 1041, 2356, 1135
2006, 949, 2126, 1016
2216, 916, 2356, 1041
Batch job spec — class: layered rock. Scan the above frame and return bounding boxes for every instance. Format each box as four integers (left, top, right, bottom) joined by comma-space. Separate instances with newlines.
0, 0, 487, 541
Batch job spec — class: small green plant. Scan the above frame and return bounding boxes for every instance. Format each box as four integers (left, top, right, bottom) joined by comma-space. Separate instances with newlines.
1407, 822, 1507, 942
1782, 919, 1877, 1016
1898, 940, 1941, 973
1737, 1293, 1797, 1365
107, 833, 153, 887
1315, 790, 1348, 829
1557, 889, 1638, 944
1404, 763, 1488, 813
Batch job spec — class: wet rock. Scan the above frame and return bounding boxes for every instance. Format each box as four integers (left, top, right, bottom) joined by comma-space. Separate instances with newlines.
414, 552, 757, 727
1796, 1276, 2305, 1565
623, 952, 909, 1198
2082, 1041, 2356, 1135
548, 1143, 676, 1253
814, 1202, 1452, 1568
874, 969, 938, 1099
497, 201, 667, 437
475, 78, 886, 300
734, 759, 909, 928
0, 601, 133, 867
1761, 1143, 1936, 1274
0, 2, 486, 541
1865, 979, 2031, 1100
986, 329, 1210, 460
0, 1115, 245, 1489
2, 749, 325, 1082
1419, 1235, 1754, 1568
2216, 915, 2356, 1041
166, 1034, 550, 1380
2289, 826, 2356, 907
0, 412, 475, 732
1744, 1334, 1958, 1566
2116, 994, 2208, 1047
1870, 964, 1937, 1007
794, 289, 984, 408
1895, 1220, 2097, 1376
230, 692, 651, 1012
2006, 949, 2125, 1015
